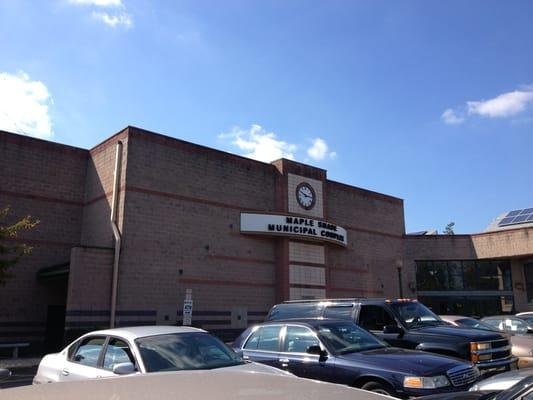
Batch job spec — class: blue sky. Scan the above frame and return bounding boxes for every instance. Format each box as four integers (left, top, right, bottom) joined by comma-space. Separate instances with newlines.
1, 0, 532, 234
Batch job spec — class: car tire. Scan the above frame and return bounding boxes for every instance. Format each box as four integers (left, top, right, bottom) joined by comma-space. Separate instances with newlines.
361, 381, 397, 397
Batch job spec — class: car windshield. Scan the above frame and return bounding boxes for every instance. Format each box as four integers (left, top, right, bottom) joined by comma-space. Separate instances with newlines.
520, 316, 533, 325
316, 321, 388, 355
136, 332, 243, 372
457, 318, 498, 331
390, 302, 444, 328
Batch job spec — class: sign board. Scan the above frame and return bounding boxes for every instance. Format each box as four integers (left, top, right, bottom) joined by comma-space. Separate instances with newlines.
240, 213, 347, 247
183, 289, 193, 326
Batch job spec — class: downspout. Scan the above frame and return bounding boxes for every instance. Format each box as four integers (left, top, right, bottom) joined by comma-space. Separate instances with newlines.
110, 141, 123, 328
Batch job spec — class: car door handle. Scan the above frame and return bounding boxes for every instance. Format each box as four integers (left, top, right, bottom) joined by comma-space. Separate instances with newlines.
61, 368, 69, 376
279, 358, 290, 368
242, 355, 249, 360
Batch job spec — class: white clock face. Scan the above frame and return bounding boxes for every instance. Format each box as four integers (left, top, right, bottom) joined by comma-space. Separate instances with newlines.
296, 183, 315, 210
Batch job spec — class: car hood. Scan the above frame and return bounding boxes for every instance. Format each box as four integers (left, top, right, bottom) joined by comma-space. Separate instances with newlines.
0, 369, 394, 400
415, 325, 504, 341
469, 368, 533, 392
339, 347, 467, 376
226, 361, 292, 375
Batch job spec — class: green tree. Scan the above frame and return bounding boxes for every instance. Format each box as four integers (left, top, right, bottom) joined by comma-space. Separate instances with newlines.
443, 222, 455, 235
0, 206, 39, 285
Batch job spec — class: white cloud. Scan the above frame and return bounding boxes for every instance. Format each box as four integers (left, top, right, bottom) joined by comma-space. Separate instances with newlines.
441, 108, 465, 125
442, 87, 533, 125
0, 71, 54, 139
467, 90, 533, 118
69, 0, 122, 6
92, 11, 132, 27
307, 138, 336, 161
219, 125, 297, 162
69, 0, 133, 28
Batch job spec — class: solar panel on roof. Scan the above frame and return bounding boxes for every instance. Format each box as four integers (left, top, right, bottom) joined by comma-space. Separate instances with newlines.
498, 208, 533, 227
499, 217, 515, 225
513, 215, 529, 223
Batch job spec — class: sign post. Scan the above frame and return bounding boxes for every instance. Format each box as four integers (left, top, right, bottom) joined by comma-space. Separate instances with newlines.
183, 288, 193, 326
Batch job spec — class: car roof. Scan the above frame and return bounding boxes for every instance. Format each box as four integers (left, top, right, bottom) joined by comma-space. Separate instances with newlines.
253, 318, 353, 328
440, 315, 474, 321
84, 325, 206, 341
0, 369, 390, 400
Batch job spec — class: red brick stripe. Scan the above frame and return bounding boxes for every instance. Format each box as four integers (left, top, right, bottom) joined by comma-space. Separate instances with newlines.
344, 225, 403, 239
329, 266, 369, 274
207, 255, 274, 265
126, 186, 259, 212
0, 190, 84, 207
180, 278, 275, 288
5, 237, 78, 247
329, 287, 384, 295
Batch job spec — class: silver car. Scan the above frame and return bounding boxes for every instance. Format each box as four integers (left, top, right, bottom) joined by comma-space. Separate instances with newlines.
4, 368, 393, 400
33, 325, 287, 384
469, 368, 533, 392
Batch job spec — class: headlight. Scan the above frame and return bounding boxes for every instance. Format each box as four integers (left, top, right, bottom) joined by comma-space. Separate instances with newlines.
403, 375, 450, 389
469, 384, 480, 392
470, 342, 491, 351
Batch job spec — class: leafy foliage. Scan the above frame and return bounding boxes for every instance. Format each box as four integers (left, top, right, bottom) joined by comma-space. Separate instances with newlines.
0, 206, 39, 285
443, 222, 455, 235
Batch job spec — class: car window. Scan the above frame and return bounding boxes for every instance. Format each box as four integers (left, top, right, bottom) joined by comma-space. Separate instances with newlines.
283, 326, 320, 353
358, 305, 396, 331
67, 339, 81, 359
503, 318, 529, 334
136, 332, 242, 372
266, 304, 321, 320
244, 326, 281, 352
317, 321, 388, 354
323, 305, 354, 320
103, 338, 136, 371
71, 336, 106, 367
483, 318, 502, 329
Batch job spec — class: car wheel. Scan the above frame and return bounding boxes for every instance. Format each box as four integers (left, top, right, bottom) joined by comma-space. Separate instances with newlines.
361, 381, 396, 397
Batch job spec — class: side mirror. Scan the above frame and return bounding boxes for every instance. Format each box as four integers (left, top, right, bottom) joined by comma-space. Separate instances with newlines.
0, 368, 11, 381
112, 362, 136, 375
306, 345, 327, 359
383, 325, 404, 335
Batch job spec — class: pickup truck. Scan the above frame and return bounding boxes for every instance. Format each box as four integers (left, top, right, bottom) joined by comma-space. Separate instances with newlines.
266, 298, 517, 374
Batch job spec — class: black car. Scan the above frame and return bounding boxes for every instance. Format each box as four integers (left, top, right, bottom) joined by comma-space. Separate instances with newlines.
233, 318, 479, 398
266, 298, 517, 374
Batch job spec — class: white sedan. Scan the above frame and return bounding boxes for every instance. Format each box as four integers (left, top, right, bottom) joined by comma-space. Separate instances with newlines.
33, 325, 287, 384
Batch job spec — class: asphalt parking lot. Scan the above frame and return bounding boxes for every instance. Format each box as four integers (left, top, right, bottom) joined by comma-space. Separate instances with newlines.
0, 360, 39, 389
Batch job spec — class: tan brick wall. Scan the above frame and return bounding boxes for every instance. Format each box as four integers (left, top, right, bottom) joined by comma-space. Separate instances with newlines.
0, 131, 87, 342
289, 241, 325, 264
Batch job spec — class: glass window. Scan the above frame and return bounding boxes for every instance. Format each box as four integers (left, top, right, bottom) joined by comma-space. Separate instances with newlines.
477, 261, 499, 290
448, 261, 463, 290
323, 305, 354, 320
390, 302, 442, 328
244, 326, 281, 352
136, 332, 242, 372
462, 261, 477, 290
316, 321, 387, 354
495, 261, 512, 290
103, 338, 135, 371
71, 336, 106, 367
283, 326, 320, 353
266, 304, 320, 321
525, 263, 533, 304
358, 305, 396, 331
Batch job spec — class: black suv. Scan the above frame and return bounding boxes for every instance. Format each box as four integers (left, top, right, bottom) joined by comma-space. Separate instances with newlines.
266, 298, 517, 374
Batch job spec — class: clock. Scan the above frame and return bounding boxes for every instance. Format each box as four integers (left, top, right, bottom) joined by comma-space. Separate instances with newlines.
295, 182, 316, 210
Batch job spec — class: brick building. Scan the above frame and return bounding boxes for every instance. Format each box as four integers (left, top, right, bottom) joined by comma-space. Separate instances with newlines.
0, 126, 532, 353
